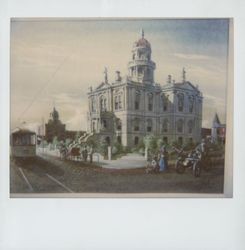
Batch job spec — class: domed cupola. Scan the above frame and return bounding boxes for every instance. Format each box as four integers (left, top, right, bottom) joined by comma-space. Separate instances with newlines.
134, 30, 151, 49
51, 107, 59, 122
128, 29, 156, 84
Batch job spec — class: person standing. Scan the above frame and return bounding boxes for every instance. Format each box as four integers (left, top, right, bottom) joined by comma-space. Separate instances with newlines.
84, 146, 88, 162
159, 153, 165, 172
88, 146, 93, 163
164, 147, 169, 170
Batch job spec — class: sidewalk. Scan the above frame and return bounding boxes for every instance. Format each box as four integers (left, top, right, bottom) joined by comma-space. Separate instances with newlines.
37, 147, 147, 169
96, 153, 147, 169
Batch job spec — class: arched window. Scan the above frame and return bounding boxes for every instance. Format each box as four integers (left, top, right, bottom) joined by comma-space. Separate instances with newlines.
162, 119, 169, 133
134, 118, 140, 131
188, 120, 194, 133
92, 121, 96, 132
114, 94, 123, 110
135, 91, 140, 110
177, 119, 184, 133
116, 119, 122, 131
147, 119, 152, 132
91, 97, 96, 112
161, 94, 168, 111
118, 95, 122, 109
148, 93, 153, 111
100, 96, 107, 111
115, 96, 119, 110
189, 95, 194, 113
105, 136, 110, 145
102, 119, 107, 129
177, 93, 184, 112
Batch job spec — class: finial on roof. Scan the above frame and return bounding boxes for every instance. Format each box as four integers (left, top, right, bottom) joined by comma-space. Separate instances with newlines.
182, 67, 186, 83
141, 28, 144, 38
167, 75, 172, 84
104, 67, 108, 83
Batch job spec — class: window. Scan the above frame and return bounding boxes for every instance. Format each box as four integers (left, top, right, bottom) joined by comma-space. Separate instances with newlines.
115, 96, 119, 110
13, 134, 36, 146
177, 93, 184, 112
161, 94, 168, 111
135, 91, 140, 110
134, 118, 140, 131
189, 96, 194, 113
148, 93, 153, 111
105, 136, 110, 145
91, 98, 96, 112
188, 120, 194, 133
177, 119, 184, 133
134, 136, 139, 145
92, 122, 96, 132
102, 119, 107, 129
100, 96, 107, 111
162, 119, 169, 133
115, 94, 123, 110
117, 119, 122, 131
118, 95, 122, 109
147, 119, 152, 132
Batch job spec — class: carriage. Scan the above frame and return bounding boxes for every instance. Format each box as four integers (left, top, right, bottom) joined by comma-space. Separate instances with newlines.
10, 128, 36, 159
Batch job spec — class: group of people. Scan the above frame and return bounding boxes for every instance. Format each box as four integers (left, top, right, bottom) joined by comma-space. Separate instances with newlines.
59, 142, 94, 163
146, 146, 169, 174
146, 139, 208, 174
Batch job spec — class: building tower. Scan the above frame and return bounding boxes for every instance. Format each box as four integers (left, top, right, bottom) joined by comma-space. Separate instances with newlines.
128, 29, 156, 84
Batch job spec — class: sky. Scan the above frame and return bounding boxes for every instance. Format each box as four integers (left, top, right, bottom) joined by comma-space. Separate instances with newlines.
10, 19, 230, 132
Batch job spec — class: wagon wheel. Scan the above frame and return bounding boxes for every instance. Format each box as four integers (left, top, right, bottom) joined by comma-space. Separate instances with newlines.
193, 161, 201, 177
175, 160, 185, 174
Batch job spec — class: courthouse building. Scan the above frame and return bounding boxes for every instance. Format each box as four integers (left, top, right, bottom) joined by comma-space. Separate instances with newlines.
87, 31, 203, 147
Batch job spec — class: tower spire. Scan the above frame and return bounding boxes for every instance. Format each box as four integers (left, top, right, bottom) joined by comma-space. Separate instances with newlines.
141, 28, 144, 38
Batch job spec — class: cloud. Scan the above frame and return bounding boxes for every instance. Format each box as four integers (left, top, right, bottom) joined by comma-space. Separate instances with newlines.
173, 53, 213, 61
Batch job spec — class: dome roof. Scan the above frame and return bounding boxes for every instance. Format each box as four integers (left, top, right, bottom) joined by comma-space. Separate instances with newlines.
51, 107, 59, 120
134, 37, 151, 48
134, 29, 151, 49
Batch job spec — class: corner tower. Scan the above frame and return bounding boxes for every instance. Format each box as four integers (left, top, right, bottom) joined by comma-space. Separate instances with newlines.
128, 29, 156, 84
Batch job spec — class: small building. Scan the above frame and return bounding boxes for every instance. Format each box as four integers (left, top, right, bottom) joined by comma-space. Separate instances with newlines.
201, 128, 211, 139
45, 107, 66, 143
211, 113, 226, 144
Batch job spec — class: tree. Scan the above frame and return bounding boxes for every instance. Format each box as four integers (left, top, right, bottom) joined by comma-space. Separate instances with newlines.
157, 138, 164, 149
143, 135, 157, 155
75, 131, 81, 143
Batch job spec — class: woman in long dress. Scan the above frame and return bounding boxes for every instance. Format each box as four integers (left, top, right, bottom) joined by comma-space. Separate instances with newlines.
159, 152, 165, 172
